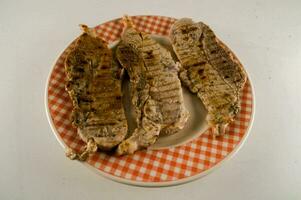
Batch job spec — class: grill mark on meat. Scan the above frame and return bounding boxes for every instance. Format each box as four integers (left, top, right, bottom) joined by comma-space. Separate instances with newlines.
157, 94, 181, 101
150, 83, 180, 93
149, 76, 178, 86
151, 88, 180, 99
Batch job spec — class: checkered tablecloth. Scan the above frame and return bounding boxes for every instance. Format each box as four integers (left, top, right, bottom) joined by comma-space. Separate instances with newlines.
47, 16, 253, 184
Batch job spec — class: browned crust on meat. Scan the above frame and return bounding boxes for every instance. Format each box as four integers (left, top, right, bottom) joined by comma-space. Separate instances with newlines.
64, 25, 128, 160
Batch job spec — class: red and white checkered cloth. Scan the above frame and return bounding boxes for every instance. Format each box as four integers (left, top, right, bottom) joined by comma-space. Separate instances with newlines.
47, 16, 253, 184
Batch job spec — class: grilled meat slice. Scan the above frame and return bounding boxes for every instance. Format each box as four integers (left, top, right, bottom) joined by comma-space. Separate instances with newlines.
115, 16, 189, 155
65, 25, 127, 160
170, 18, 247, 136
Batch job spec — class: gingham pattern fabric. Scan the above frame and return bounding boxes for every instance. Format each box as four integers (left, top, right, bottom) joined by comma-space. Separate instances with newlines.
47, 16, 253, 183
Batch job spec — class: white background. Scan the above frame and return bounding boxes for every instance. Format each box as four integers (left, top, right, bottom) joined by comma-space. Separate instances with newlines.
1, 0, 300, 199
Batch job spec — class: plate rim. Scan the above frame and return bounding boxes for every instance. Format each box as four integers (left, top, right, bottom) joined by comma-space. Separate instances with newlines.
44, 15, 256, 187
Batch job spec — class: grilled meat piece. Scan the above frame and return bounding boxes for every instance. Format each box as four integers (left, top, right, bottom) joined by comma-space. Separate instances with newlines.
65, 25, 127, 160
115, 16, 189, 155
170, 18, 247, 136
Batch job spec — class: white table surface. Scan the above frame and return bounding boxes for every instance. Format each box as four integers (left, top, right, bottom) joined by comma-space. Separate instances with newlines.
1, 0, 300, 199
